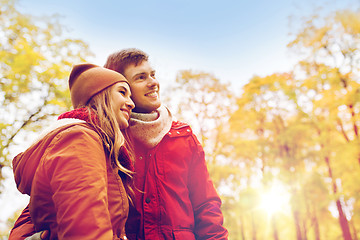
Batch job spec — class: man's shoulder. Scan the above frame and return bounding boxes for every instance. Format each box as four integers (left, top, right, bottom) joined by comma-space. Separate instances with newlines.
171, 120, 190, 129
168, 121, 194, 137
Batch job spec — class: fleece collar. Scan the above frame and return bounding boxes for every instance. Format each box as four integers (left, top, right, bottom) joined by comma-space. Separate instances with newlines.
129, 105, 172, 149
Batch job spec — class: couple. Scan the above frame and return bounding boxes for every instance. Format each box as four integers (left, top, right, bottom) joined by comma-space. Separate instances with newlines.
9, 48, 228, 240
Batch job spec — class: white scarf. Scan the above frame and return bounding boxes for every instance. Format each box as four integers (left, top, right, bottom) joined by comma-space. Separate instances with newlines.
129, 105, 173, 149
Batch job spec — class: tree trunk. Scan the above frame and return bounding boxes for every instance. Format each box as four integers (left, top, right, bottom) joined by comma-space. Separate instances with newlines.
324, 156, 352, 240
350, 220, 358, 240
302, 219, 308, 240
271, 216, 279, 240
240, 214, 246, 240
293, 210, 303, 240
335, 199, 352, 240
251, 213, 257, 240
313, 210, 321, 240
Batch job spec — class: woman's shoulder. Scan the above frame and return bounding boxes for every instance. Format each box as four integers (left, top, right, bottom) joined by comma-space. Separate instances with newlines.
30, 119, 92, 144
53, 122, 101, 142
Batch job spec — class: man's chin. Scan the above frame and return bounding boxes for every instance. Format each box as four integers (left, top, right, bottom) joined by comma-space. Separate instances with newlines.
133, 103, 161, 113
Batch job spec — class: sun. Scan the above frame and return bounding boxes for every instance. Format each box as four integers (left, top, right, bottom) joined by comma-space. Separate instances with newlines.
259, 182, 291, 216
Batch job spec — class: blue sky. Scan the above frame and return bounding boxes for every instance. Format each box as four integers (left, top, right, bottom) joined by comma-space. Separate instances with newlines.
16, 0, 359, 92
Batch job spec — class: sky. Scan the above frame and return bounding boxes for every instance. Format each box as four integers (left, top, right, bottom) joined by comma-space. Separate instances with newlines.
13, 0, 360, 92
1, 0, 359, 232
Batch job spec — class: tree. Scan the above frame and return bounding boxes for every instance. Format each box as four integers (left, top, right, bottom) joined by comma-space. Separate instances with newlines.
229, 72, 316, 240
227, 11, 360, 239
0, 0, 94, 237
0, 0, 93, 188
288, 9, 360, 240
163, 70, 236, 171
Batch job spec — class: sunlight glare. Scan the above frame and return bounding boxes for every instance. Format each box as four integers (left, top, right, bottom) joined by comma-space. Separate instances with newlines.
259, 183, 291, 216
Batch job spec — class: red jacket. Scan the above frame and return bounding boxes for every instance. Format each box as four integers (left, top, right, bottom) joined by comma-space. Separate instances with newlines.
126, 121, 228, 240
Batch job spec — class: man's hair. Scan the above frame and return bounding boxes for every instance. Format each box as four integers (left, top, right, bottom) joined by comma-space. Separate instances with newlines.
104, 48, 149, 75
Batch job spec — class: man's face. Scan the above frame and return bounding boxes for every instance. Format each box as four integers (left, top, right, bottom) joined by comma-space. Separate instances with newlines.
123, 61, 161, 113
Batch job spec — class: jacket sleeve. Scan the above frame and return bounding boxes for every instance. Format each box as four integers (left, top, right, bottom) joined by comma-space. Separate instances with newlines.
8, 205, 37, 240
188, 135, 228, 240
39, 127, 113, 239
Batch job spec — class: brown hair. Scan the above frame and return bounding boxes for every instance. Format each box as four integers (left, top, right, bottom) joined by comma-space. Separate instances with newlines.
85, 85, 135, 203
104, 48, 149, 75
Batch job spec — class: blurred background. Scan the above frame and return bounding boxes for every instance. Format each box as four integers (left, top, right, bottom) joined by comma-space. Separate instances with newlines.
1, 0, 359, 239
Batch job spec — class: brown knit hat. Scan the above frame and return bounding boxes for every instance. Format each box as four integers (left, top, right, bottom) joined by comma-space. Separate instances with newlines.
69, 63, 129, 108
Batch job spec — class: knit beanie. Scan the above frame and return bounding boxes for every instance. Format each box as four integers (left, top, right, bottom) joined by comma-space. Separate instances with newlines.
69, 63, 129, 108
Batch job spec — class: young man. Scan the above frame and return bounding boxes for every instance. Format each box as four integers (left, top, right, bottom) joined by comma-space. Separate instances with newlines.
9, 49, 228, 240
104, 48, 228, 240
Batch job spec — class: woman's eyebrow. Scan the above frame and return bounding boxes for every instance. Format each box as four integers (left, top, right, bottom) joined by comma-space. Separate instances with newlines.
117, 85, 131, 96
117, 85, 127, 90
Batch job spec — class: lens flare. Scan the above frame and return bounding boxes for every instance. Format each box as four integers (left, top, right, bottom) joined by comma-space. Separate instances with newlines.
259, 183, 291, 216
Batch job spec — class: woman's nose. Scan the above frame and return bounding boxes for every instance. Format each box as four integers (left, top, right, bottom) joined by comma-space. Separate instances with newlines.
127, 98, 135, 110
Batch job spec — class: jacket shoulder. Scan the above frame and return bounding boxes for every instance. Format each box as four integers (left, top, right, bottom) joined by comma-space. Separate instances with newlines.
51, 123, 99, 140
12, 122, 100, 196
62, 123, 98, 135
171, 120, 190, 129
168, 121, 194, 137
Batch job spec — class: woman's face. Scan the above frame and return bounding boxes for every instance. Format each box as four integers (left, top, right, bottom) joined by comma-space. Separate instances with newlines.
110, 82, 135, 129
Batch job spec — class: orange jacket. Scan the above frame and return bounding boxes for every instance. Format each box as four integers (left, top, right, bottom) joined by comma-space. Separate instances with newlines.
10, 122, 129, 240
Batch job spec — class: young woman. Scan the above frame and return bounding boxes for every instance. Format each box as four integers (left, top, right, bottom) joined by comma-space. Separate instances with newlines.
10, 63, 135, 240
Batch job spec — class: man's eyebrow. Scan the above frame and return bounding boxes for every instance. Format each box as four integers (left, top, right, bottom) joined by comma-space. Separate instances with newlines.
133, 72, 146, 78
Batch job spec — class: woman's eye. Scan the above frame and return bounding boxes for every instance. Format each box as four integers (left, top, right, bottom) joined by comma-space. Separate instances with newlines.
119, 91, 126, 95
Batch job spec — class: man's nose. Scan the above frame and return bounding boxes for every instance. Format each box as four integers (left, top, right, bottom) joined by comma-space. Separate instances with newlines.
147, 76, 158, 87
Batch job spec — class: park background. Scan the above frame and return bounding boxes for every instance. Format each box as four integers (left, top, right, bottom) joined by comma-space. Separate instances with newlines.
1, 0, 360, 239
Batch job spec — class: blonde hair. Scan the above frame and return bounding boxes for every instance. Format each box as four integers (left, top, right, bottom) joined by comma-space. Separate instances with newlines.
85, 85, 135, 203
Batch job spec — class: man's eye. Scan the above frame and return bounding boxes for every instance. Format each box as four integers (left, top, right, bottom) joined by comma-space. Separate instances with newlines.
119, 91, 126, 95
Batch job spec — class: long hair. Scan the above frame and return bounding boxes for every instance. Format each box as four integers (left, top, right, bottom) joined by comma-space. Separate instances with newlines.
85, 86, 135, 203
